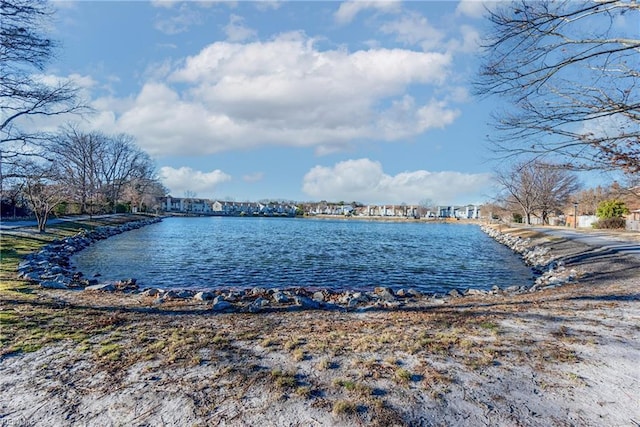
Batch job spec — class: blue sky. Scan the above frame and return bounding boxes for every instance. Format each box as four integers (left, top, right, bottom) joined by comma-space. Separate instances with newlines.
45, 0, 505, 205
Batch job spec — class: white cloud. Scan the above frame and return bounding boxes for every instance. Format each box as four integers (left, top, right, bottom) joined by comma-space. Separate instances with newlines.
455, 0, 488, 19
380, 11, 444, 51
302, 158, 493, 205
159, 166, 231, 198
154, 3, 203, 35
224, 14, 257, 42
334, 0, 401, 25
98, 33, 456, 156
447, 24, 481, 53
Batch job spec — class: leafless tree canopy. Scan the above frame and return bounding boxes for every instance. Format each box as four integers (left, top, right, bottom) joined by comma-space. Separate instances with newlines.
495, 160, 580, 224
50, 126, 162, 214
15, 159, 67, 232
1, 0, 86, 168
476, 0, 640, 172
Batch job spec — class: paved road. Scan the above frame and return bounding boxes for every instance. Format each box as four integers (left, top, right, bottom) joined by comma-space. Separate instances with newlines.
529, 226, 640, 259
0, 214, 117, 231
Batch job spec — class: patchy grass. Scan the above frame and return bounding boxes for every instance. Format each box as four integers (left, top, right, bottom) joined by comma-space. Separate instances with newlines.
332, 399, 359, 416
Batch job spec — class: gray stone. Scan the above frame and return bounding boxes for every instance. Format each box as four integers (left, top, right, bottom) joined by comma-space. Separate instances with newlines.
448, 289, 461, 298
141, 288, 161, 297
312, 291, 325, 302
406, 288, 422, 298
272, 291, 290, 304
85, 283, 115, 292
194, 291, 214, 301
465, 288, 487, 296
374, 287, 396, 301
212, 300, 232, 311
40, 281, 68, 290
165, 289, 193, 299
248, 297, 270, 312
294, 296, 321, 309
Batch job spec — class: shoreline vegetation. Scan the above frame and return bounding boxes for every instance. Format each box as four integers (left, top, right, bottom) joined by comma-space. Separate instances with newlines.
1, 215, 639, 425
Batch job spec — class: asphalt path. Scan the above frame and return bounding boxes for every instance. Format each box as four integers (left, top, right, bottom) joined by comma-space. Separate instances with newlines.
529, 226, 640, 259
0, 214, 117, 231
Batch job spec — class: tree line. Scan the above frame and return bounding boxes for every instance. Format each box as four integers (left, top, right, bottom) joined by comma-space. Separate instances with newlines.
0, 0, 166, 231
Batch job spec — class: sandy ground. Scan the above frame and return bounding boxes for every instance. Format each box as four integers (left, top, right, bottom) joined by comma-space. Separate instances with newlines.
1, 225, 639, 426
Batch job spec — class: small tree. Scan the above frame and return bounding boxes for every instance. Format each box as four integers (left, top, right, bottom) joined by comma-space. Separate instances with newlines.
20, 161, 67, 232
593, 199, 629, 229
596, 200, 629, 219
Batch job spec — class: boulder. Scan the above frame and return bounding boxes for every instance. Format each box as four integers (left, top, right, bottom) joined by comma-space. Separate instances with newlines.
40, 281, 68, 290
294, 296, 320, 309
272, 291, 290, 304
312, 291, 325, 302
374, 287, 396, 302
141, 288, 162, 297
85, 283, 115, 292
212, 300, 232, 311
194, 291, 214, 301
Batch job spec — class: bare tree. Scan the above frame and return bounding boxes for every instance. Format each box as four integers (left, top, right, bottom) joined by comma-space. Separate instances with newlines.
1, 0, 87, 178
476, 1, 640, 172
495, 160, 580, 224
50, 125, 104, 214
534, 164, 581, 224
98, 134, 149, 213
18, 160, 67, 232
50, 127, 160, 214
573, 186, 614, 215
121, 156, 168, 213
494, 161, 539, 225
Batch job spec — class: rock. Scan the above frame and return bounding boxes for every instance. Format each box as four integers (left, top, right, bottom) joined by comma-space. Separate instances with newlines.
312, 291, 325, 302
248, 297, 270, 312
40, 281, 68, 289
272, 291, 290, 304
164, 289, 193, 299
294, 296, 321, 309
85, 283, 115, 292
406, 288, 422, 298
465, 288, 487, 296
141, 288, 161, 297
448, 289, 461, 298
374, 287, 396, 301
212, 300, 232, 311
115, 279, 138, 292
194, 291, 214, 301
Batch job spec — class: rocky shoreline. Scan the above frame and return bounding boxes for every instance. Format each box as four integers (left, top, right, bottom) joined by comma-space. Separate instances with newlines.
16, 219, 581, 312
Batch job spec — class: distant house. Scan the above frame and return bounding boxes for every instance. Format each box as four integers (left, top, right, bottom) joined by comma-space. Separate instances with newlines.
627, 209, 640, 231
437, 205, 481, 219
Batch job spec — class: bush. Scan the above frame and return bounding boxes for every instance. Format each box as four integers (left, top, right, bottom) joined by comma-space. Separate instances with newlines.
592, 217, 627, 229
596, 200, 629, 219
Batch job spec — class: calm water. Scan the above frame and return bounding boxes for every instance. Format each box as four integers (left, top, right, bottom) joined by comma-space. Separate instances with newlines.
72, 217, 533, 293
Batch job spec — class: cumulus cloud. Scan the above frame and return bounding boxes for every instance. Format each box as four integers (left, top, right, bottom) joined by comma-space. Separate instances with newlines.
380, 11, 444, 51
159, 166, 231, 197
455, 0, 488, 19
334, 0, 401, 25
302, 158, 493, 205
96, 32, 456, 156
224, 14, 257, 42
